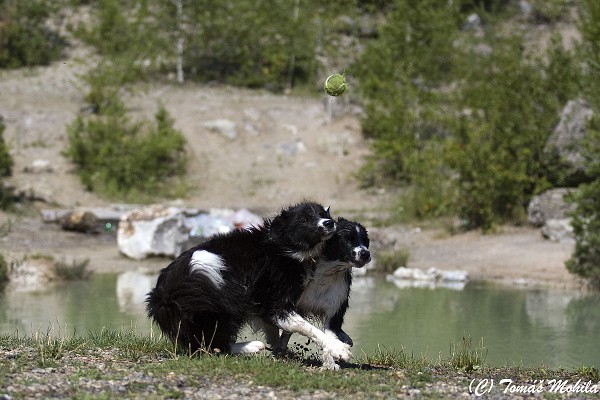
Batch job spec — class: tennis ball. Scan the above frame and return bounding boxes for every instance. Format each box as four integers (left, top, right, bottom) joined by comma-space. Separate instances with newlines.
324, 73, 348, 97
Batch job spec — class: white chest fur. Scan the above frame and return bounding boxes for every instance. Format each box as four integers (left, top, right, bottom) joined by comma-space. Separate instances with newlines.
297, 261, 350, 319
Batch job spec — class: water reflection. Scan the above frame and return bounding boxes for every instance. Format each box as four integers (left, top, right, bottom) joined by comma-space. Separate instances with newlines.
0, 272, 598, 368
0, 274, 152, 336
347, 279, 600, 368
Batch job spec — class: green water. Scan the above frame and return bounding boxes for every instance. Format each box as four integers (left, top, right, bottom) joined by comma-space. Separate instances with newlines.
347, 278, 600, 368
1, 272, 598, 369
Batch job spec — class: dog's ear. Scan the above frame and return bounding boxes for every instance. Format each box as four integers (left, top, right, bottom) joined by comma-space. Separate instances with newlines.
337, 216, 349, 224
324, 205, 332, 218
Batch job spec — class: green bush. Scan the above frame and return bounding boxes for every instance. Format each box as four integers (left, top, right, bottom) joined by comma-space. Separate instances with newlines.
566, 125, 600, 287
75, 0, 151, 57
0, 253, 8, 288
562, 0, 600, 286
354, 0, 581, 230
353, 0, 459, 185
376, 248, 410, 274
77, 0, 355, 91
82, 60, 144, 115
0, 120, 15, 210
157, 0, 321, 90
52, 258, 93, 281
395, 141, 458, 220
0, 120, 12, 178
64, 106, 188, 200
447, 34, 570, 230
0, 0, 66, 68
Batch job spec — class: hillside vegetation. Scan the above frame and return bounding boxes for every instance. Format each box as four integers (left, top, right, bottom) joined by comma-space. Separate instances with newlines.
1, 0, 599, 284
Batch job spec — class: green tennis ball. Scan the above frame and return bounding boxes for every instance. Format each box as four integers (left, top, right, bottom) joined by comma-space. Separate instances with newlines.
324, 73, 348, 97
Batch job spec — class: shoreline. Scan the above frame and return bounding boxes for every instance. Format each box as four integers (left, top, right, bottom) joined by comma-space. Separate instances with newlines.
0, 214, 587, 292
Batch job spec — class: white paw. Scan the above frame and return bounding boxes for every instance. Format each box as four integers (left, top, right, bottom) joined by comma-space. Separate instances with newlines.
321, 351, 340, 371
230, 341, 266, 354
323, 337, 352, 362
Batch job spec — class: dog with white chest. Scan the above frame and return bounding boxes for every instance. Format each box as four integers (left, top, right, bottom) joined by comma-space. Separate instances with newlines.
273, 217, 371, 369
146, 201, 354, 367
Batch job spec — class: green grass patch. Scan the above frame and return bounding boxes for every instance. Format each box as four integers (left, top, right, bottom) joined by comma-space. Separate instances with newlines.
374, 249, 410, 274
52, 258, 93, 281
0, 328, 597, 399
448, 336, 487, 372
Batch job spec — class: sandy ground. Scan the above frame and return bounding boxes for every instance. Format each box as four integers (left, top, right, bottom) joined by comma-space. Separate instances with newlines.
0, 48, 581, 289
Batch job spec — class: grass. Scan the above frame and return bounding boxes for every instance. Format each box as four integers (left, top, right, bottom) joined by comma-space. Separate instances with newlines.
51, 258, 93, 281
448, 336, 487, 372
375, 248, 411, 274
1, 328, 597, 399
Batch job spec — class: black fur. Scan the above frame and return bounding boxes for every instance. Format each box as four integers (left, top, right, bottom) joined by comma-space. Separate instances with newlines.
146, 201, 335, 353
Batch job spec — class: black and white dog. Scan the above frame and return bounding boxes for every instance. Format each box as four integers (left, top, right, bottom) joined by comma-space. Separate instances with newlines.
273, 217, 370, 368
146, 202, 352, 366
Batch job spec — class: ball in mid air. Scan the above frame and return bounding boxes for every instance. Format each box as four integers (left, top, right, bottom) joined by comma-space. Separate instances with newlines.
324, 73, 348, 97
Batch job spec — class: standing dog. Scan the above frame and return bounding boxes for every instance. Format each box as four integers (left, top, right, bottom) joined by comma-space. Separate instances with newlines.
146, 202, 352, 366
274, 217, 370, 368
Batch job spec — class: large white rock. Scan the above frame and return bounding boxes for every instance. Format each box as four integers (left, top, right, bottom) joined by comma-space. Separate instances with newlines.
387, 267, 469, 290
541, 218, 574, 243
202, 119, 238, 140
7, 257, 55, 292
117, 205, 189, 260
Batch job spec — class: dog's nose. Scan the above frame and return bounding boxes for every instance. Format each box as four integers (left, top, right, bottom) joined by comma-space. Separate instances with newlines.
360, 248, 371, 262
322, 219, 335, 230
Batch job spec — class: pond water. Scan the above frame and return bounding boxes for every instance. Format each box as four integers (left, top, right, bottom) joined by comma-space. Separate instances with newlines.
1, 272, 598, 369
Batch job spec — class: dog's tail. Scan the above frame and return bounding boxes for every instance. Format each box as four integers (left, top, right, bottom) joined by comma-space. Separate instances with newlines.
146, 284, 182, 342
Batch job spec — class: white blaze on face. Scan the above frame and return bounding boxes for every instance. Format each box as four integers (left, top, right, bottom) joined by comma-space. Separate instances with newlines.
189, 250, 227, 288
352, 245, 369, 262
317, 218, 335, 236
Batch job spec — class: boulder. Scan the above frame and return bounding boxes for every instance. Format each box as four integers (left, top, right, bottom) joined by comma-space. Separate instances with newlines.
388, 267, 469, 282
184, 212, 234, 238
545, 99, 593, 181
202, 119, 238, 140
59, 209, 100, 233
541, 218, 574, 243
7, 257, 55, 292
386, 267, 469, 290
527, 188, 576, 227
42, 204, 138, 231
184, 208, 263, 239
23, 159, 53, 173
117, 205, 189, 260
277, 140, 306, 156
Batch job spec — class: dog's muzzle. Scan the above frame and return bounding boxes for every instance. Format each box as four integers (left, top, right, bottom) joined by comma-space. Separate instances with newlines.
352, 246, 371, 267
318, 218, 336, 237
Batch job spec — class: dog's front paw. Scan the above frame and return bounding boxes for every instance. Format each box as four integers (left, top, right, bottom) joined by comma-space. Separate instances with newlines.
323, 338, 352, 362
321, 351, 340, 371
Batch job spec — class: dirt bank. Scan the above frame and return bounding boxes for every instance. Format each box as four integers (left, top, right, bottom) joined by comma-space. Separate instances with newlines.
0, 51, 581, 290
